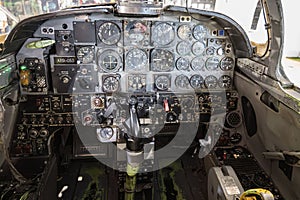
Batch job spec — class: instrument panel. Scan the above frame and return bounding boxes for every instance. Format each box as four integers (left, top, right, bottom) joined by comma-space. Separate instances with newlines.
16, 16, 235, 95
12, 11, 239, 157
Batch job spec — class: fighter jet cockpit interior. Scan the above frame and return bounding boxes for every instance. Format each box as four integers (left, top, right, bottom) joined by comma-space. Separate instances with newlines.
0, 0, 299, 199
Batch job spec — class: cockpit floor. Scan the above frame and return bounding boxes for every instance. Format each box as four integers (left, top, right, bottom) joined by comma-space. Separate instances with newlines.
57, 154, 208, 200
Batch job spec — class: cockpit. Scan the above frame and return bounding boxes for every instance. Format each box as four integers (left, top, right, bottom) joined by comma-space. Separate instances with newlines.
0, 0, 299, 200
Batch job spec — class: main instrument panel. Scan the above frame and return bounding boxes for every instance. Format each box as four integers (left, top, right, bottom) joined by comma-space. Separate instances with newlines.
10, 8, 242, 158
18, 16, 235, 95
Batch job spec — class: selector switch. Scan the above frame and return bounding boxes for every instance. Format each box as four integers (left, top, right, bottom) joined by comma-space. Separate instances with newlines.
29, 129, 39, 138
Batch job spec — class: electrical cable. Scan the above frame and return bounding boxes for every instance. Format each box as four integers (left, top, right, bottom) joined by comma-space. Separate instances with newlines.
0, 97, 27, 183
47, 128, 64, 156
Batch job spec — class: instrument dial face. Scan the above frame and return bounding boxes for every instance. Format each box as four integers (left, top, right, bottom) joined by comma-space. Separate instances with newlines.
204, 75, 218, 89
98, 22, 121, 45
177, 41, 190, 56
190, 74, 204, 89
176, 57, 190, 71
206, 47, 215, 56
217, 47, 225, 55
98, 50, 121, 72
151, 49, 174, 72
193, 25, 209, 40
126, 48, 148, 71
126, 21, 148, 44
220, 57, 234, 70
128, 74, 146, 91
77, 47, 94, 64
155, 75, 170, 91
192, 41, 205, 55
103, 76, 119, 92
205, 57, 220, 70
191, 57, 205, 71
152, 22, 175, 46
177, 25, 191, 40
218, 75, 232, 88
175, 75, 190, 89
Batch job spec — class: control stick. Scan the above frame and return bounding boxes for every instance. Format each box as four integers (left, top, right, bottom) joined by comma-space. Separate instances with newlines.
125, 96, 144, 176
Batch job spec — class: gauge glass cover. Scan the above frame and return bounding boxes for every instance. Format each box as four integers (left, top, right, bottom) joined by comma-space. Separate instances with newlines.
155, 75, 170, 91
126, 48, 148, 71
151, 49, 174, 72
77, 47, 94, 64
152, 23, 175, 46
103, 76, 119, 92
98, 22, 121, 45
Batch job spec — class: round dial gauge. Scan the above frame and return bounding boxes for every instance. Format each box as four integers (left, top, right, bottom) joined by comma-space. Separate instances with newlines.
218, 75, 232, 88
126, 49, 148, 71
126, 21, 147, 44
155, 75, 170, 91
220, 57, 234, 71
151, 49, 174, 72
98, 22, 121, 45
103, 76, 119, 92
192, 41, 205, 55
206, 47, 215, 56
181, 97, 194, 109
177, 41, 190, 56
193, 25, 209, 40
77, 47, 94, 63
99, 127, 114, 139
175, 75, 190, 89
204, 75, 218, 89
177, 25, 191, 40
190, 74, 204, 89
217, 47, 225, 56
176, 57, 189, 71
191, 57, 205, 71
205, 57, 220, 70
152, 23, 175, 46
98, 50, 121, 72
128, 75, 146, 91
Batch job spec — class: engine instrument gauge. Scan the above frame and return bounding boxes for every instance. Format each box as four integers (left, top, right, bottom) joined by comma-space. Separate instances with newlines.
152, 22, 175, 46
191, 57, 205, 71
192, 41, 205, 55
126, 48, 148, 71
125, 21, 148, 44
206, 47, 215, 56
128, 74, 146, 91
190, 74, 204, 89
220, 57, 234, 70
155, 75, 170, 91
177, 41, 190, 56
217, 47, 225, 56
204, 75, 218, 89
175, 75, 190, 89
180, 97, 194, 109
77, 47, 94, 64
176, 57, 189, 71
177, 24, 191, 40
98, 50, 121, 72
98, 22, 121, 45
230, 132, 242, 144
218, 75, 232, 88
205, 57, 220, 70
151, 49, 174, 72
102, 76, 119, 92
193, 24, 209, 40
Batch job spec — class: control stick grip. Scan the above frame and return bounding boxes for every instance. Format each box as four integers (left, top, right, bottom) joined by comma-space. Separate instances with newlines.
128, 96, 141, 138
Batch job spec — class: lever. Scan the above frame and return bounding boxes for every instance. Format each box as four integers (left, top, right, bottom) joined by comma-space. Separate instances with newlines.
124, 96, 144, 178
128, 96, 141, 138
